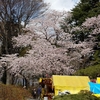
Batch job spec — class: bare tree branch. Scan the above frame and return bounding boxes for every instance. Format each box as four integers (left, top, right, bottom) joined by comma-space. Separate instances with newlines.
0, 0, 47, 54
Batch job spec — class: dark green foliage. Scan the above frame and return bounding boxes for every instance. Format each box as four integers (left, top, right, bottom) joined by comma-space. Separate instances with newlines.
53, 91, 100, 100
97, 34, 100, 41
71, 3, 90, 26
18, 46, 31, 57
88, 3, 100, 17
61, 1, 100, 47
81, 0, 98, 4
72, 29, 90, 42
18, 47, 27, 57
61, 0, 100, 32
74, 45, 100, 79
93, 50, 100, 63
71, 0, 100, 26
74, 64, 100, 79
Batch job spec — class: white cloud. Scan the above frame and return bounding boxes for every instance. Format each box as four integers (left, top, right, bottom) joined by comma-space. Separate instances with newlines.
44, 0, 80, 11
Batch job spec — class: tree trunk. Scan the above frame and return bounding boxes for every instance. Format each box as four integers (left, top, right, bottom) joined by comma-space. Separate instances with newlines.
1, 67, 7, 84
6, 70, 11, 85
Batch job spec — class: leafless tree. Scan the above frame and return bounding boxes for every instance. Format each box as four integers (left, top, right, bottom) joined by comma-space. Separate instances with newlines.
0, 0, 47, 54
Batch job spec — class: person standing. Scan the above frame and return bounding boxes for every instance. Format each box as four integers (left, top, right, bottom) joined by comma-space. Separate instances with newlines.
37, 85, 42, 100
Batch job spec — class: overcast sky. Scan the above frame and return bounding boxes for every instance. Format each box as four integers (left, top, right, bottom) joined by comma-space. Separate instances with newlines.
43, 0, 80, 11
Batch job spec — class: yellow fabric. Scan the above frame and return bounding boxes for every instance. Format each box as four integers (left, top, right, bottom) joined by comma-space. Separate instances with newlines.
94, 77, 100, 97
39, 78, 52, 83
52, 75, 90, 95
96, 77, 100, 83
93, 94, 100, 97
39, 78, 42, 83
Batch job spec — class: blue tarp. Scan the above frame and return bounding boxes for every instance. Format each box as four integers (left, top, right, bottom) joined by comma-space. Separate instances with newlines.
88, 82, 100, 94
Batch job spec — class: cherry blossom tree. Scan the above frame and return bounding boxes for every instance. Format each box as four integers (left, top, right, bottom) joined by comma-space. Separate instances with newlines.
82, 15, 100, 36
0, 32, 74, 85
0, 28, 92, 85
0, 12, 99, 87
27, 10, 68, 45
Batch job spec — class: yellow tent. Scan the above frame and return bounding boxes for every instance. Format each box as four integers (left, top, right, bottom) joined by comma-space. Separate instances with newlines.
96, 77, 100, 83
52, 75, 90, 95
94, 77, 100, 97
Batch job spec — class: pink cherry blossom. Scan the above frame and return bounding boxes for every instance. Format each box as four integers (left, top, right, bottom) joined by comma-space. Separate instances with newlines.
0, 11, 98, 83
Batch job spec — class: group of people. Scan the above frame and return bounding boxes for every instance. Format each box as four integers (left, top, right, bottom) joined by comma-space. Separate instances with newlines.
32, 78, 53, 100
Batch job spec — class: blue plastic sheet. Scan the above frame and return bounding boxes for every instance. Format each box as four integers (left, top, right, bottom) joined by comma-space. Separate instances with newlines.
88, 82, 100, 94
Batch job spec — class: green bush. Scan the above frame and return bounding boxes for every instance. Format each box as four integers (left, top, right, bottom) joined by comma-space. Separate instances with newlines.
53, 91, 100, 100
18, 46, 31, 57
93, 50, 100, 64
74, 64, 100, 79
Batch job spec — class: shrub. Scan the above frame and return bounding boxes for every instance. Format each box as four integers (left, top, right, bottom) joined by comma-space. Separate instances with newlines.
18, 46, 31, 57
74, 64, 100, 79
0, 83, 31, 100
53, 91, 100, 100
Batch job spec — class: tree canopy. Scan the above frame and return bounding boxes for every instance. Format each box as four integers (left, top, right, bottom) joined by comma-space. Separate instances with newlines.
61, 0, 100, 28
